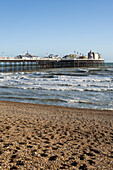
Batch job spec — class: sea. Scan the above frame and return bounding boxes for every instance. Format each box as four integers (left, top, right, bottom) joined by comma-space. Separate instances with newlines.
0, 63, 113, 110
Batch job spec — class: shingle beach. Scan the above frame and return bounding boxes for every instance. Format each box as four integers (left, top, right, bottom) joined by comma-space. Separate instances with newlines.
0, 101, 113, 169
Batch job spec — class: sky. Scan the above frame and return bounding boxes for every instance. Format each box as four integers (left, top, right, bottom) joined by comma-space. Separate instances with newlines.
0, 0, 113, 61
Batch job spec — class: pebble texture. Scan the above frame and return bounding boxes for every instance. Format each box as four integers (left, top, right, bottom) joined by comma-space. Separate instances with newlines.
0, 101, 113, 169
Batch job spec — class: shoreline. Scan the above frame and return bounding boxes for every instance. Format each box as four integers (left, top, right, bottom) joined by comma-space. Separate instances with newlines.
0, 100, 113, 169
0, 99, 113, 112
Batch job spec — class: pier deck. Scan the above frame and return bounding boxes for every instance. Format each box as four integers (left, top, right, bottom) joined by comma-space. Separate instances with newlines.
0, 59, 104, 72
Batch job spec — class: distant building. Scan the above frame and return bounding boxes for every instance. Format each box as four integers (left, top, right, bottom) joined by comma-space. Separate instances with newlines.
15, 52, 40, 60
62, 54, 87, 60
79, 55, 88, 59
63, 54, 78, 60
46, 54, 60, 60
47, 54, 53, 58
88, 50, 101, 60
0, 57, 6, 59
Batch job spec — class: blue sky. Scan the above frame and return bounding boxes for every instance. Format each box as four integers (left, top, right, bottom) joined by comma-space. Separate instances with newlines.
0, 0, 113, 61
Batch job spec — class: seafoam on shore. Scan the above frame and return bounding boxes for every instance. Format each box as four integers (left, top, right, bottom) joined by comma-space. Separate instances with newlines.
0, 66, 113, 110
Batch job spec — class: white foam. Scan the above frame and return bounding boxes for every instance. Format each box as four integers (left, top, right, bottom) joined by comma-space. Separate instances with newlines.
0, 69, 113, 110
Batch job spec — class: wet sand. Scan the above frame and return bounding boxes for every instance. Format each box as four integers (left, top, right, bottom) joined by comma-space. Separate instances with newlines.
0, 101, 113, 169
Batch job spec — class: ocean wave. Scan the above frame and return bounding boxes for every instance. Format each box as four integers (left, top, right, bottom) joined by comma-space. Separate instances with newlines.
66, 99, 102, 106
0, 85, 20, 89
102, 108, 113, 110
0, 73, 112, 84
1, 83, 113, 92
84, 88, 113, 92
0, 96, 67, 103
0, 68, 113, 110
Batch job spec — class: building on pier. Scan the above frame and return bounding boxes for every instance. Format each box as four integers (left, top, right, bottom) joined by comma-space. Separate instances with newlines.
62, 54, 88, 60
15, 52, 40, 60
62, 51, 103, 61
88, 50, 101, 60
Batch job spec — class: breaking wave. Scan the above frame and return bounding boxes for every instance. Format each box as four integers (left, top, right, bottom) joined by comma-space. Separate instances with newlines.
0, 65, 113, 110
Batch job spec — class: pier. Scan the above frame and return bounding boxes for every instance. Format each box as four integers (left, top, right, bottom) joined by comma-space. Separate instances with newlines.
0, 58, 104, 72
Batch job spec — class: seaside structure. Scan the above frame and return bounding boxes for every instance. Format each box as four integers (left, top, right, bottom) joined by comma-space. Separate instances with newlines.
88, 50, 101, 60
16, 52, 40, 60
0, 51, 104, 72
